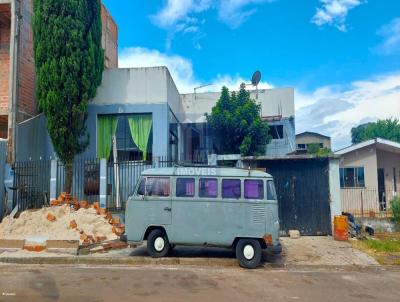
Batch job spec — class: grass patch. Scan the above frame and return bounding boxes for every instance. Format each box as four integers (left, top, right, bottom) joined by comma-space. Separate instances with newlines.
351, 235, 400, 265
361, 239, 400, 253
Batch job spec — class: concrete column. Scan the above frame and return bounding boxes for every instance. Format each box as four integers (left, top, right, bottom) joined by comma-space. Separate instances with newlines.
99, 159, 107, 209
49, 160, 57, 201
329, 157, 342, 234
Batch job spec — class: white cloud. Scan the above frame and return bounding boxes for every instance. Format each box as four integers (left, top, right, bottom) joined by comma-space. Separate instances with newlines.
376, 18, 400, 55
118, 47, 272, 93
312, 0, 363, 31
296, 73, 400, 150
152, 0, 274, 30
119, 47, 400, 150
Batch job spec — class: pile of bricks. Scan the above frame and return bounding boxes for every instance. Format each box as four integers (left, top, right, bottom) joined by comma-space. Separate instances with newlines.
49, 192, 125, 247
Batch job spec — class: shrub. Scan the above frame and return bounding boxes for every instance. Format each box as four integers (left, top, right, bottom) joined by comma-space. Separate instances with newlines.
391, 196, 400, 223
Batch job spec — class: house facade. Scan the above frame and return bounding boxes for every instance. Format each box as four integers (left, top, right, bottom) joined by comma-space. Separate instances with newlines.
336, 138, 400, 215
16, 67, 296, 163
0, 0, 117, 162
296, 131, 331, 151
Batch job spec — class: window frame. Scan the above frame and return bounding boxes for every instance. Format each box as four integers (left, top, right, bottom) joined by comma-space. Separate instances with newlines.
176, 177, 196, 198
339, 167, 366, 188
222, 178, 242, 199
244, 179, 264, 200
136, 177, 146, 196
145, 177, 171, 198
199, 178, 218, 198
267, 180, 277, 200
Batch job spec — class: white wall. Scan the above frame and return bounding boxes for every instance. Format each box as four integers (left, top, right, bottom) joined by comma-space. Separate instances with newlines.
329, 158, 342, 230
93, 67, 170, 105
180, 87, 295, 123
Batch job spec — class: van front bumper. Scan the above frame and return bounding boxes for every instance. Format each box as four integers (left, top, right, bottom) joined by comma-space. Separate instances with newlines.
268, 243, 282, 254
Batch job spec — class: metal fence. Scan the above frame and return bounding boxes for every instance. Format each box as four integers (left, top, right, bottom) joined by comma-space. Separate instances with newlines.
12, 160, 51, 211
106, 157, 176, 210
56, 158, 101, 203
11, 156, 178, 212
341, 187, 397, 217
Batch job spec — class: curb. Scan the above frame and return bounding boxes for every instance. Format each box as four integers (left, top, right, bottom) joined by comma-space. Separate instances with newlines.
0, 256, 397, 272
0, 256, 239, 267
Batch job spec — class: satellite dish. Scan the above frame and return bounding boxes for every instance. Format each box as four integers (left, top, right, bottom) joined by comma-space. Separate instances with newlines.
251, 70, 261, 86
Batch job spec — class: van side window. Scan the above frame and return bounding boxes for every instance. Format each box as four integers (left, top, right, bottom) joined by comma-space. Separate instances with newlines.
244, 180, 264, 199
137, 178, 145, 196
267, 180, 277, 200
146, 177, 170, 197
176, 178, 195, 197
222, 179, 241, 199
199, 178, 218, 198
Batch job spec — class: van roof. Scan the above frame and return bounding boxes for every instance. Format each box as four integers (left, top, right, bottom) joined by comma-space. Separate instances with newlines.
141, 167, 272, 178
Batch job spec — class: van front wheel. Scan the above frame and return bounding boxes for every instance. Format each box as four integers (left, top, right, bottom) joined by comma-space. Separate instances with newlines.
147, 229, 170, 258
236, 239, 262, 269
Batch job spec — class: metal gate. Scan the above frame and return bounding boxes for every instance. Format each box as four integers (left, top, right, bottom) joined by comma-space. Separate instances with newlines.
254, 158, 332, 235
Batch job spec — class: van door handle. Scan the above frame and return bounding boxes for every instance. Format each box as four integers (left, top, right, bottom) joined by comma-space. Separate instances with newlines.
164, 207, 172, 212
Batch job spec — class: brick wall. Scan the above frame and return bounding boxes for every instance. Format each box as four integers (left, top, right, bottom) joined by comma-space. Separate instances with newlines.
101, 4, 118, 68
0, 5, 11, 119
17, 0, 36, 121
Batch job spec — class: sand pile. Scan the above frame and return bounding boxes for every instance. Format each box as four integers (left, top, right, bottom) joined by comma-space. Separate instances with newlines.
0, 205, 118, 244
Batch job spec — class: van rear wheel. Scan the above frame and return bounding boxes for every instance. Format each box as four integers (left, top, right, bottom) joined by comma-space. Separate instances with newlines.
236, 239, 262, 269
147, 229, 170, 258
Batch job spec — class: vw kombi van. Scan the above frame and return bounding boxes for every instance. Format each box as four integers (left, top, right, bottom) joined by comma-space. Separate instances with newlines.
125, 166, 281, 268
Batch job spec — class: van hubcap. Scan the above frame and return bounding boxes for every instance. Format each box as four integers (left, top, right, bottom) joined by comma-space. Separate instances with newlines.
154, 237, 165, 252
243, 244, 255, 260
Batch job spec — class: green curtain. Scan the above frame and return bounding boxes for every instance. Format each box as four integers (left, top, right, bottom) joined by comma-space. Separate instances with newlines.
97, 115, 119, 159
128, 114, 153, 160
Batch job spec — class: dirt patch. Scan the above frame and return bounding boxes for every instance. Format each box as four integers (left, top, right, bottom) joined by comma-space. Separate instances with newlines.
279, 236, 378, 266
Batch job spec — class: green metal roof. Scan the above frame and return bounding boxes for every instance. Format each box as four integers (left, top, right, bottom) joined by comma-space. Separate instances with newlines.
141, 167, 272, 178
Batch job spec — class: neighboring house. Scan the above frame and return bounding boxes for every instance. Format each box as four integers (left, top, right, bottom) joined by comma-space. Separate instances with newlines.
296, 131, 331, 151
0, 0, 117, 162
181, 88, 295, 159
16, 67, 296, 162
335, 138, 400, 215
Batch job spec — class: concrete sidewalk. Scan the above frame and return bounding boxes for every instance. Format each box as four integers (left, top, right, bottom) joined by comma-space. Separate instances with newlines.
0, 236, 380, 268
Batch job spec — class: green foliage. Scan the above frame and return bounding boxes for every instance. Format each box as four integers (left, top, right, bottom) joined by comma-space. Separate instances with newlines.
206, 84, 271, 156
361, 238, 400, 253
391, 196, 400, 224
306, 143, 332, 157
33, 0, 104, 165
351, 118, 400, 144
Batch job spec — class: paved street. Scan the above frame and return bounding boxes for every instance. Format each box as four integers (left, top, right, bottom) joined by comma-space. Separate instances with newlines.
0, 264, 399, 302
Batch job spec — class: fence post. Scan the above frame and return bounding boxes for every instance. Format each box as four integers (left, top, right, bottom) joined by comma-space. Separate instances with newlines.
153, 156, 160, 168
99, 159, 107, 209
50, 160, 57, 201
360, 190, 364, 217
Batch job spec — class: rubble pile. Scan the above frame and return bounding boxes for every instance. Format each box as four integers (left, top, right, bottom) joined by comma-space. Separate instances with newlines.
0, 193, 125, 246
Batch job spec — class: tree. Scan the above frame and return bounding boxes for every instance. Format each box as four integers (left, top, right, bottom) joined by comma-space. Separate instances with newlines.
33, 0, 104, 193
206, 84, 271, 156
351, 118, 400, 144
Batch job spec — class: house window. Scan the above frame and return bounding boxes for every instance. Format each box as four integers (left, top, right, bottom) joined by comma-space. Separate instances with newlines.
97, 114, 153, 161
339, 167, 365, 188
297, 144, 306, 150
269, 125, 284, 139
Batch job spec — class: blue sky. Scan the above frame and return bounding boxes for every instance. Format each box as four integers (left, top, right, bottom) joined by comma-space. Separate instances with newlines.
102, 0, 400, 149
